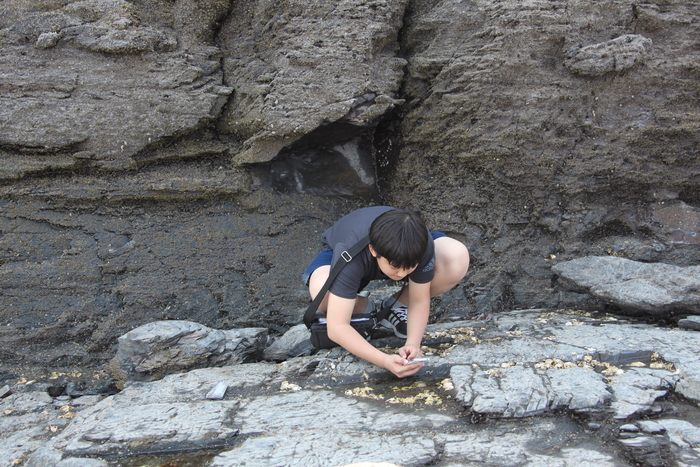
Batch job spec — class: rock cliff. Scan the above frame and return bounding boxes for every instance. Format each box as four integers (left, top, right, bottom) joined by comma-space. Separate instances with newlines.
1, 0, 699, 380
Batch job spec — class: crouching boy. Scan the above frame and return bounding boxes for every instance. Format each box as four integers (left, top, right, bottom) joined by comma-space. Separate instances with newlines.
303, 206, 469, 378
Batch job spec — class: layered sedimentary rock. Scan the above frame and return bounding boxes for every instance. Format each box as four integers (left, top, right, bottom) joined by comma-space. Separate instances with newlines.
1, 0, 699, 377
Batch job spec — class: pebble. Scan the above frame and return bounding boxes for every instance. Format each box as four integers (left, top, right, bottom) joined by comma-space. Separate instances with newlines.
678, 315, 700, 331
206, 382, 228, 400
637, 420, 666, 434
620, 424, 640, 432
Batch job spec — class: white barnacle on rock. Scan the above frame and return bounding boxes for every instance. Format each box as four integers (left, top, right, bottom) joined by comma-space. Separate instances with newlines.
36, 32, 61, 49
280, 381, 301, 392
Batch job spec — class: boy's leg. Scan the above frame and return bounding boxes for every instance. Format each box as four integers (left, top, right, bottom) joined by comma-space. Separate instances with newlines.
395, 236, 469, 304
308, 265, 370, 314
429, 236, 470, 297
308, 265, 332, 312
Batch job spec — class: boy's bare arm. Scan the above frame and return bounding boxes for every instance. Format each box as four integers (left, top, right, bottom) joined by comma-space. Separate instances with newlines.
326, 293, 423, 378
405, 279, 431, 352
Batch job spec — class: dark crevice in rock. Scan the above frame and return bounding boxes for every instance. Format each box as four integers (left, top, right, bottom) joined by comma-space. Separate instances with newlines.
679, 185, 700, 208
251, 122, 382, 200
581, 219, 637, 242
372, 107, 405, 196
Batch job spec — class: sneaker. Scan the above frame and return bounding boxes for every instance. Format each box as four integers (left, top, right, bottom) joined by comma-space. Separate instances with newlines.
378, 298, 408, 338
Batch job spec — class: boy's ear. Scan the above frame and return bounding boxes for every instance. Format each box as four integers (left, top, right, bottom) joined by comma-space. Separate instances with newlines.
368, 244, 378, 258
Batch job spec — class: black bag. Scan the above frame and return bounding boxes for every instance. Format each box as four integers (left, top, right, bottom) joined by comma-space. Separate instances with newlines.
304, 236, 378, 350
308, 311, 377, 350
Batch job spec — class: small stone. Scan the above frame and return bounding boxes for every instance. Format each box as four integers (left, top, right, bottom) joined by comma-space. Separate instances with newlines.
206, 382, 228, 400
637, 420, 666, 434
620, 424, 640, 432
678, 316, 700, 331
35, 32, 60, 49
47, 386, 65, 397
0, 385, 11, 398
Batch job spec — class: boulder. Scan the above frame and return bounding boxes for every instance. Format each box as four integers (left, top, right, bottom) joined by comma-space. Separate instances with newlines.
679, 315, 700, 331
108, 320, 268, 384
552, 256, 700, 316
262, 324, 312, 362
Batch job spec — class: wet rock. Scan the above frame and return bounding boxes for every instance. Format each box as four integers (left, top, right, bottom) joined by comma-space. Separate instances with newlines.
552, 257, 700, 317
637, 420, 666, 435
564, 34, 652, 76
452, 364, 611, 418
108, 320, 268, 383
608, 368, 678, 420
0, 381, 107, 467
657, 419, 700, 450
678, 316, 700, 331
617, 435, 671, 467
4, 311, 699, 466
262, 324, 311, 362
620, 424, 640, 433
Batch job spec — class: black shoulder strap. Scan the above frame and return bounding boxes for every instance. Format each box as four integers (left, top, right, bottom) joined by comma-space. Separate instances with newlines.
303, 236, 370, 329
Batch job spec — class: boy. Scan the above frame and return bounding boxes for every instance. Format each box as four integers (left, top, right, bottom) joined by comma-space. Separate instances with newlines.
303, 206, 470, 378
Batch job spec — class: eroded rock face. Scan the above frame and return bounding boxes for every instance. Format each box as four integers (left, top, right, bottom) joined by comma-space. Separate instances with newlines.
386, 0, 700, 313
0, 0, 232, 173
217, 0, 407, 164
552, 256, 700, 316
1, 0, 699, 383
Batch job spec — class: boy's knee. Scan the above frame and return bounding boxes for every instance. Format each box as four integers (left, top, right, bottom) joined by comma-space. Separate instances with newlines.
437, 238, 470, 280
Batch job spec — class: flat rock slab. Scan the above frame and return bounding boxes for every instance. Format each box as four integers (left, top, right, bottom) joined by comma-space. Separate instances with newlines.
110, 320, 268, 383
552, 256, 700, 316
42, 366, 621, 467
20, 310, 700, 466
452, 365, 611, 418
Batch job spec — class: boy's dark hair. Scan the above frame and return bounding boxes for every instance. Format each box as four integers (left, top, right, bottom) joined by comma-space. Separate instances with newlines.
369, 208, 429, 269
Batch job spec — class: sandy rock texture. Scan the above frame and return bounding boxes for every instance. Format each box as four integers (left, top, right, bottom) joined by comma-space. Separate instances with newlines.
387, 0, 700, 313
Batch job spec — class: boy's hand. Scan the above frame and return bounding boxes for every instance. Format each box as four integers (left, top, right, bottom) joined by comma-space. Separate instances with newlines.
399, 344, 422, 362
382, 353, 424, 378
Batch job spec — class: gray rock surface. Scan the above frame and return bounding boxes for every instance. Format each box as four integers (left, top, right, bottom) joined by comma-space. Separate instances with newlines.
2, 0, 700, 384
109, 320, 268, 383
452, 364, 611, 418
564, 34, 653, 76
218, 0, 407, 164
262, 323, 311, 362
552, 256, 700, 316
1, 310, 697, 467
679, 315, 700, 331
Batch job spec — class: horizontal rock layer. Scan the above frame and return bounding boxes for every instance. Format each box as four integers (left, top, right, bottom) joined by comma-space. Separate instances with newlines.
1, 0, 699, 398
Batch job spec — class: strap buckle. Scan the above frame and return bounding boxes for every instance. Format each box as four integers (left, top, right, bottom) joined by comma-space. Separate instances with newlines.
341, 250, 353, 262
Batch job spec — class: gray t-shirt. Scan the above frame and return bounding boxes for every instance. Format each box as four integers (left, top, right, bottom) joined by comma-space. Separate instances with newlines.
321, 206, 435, 299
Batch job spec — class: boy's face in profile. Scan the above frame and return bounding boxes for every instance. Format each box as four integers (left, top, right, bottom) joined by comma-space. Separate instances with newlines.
369, 245, 418, 281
